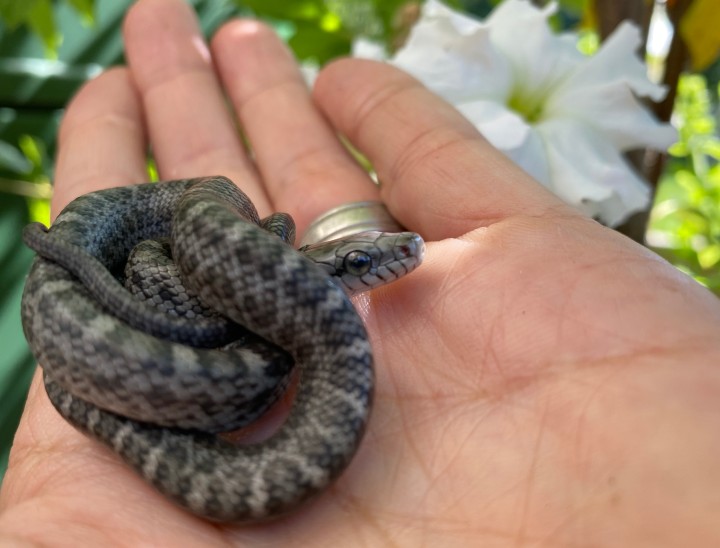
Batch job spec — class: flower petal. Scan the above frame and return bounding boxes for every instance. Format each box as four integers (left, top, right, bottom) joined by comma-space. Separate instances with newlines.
421, 0, 484, 34
537, 118, 651, 225
456, 100, 551, 185
500, 126, 552, 187
391, 0, 513, 102
558, 22, 668, 101
486, 0, 584, 107
457, 100, 530, 149
544, 21, 676, 150
545, 80, 677, 150
352, 37, 387, 60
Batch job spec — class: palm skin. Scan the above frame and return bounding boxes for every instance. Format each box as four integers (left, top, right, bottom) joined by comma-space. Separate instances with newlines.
2, 1, 720, 546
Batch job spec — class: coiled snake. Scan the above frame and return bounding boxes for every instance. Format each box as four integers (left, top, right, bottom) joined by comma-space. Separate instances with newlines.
20, 176, 424, 522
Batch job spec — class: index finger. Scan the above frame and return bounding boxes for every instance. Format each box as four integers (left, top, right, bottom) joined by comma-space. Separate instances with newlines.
313, 59, 577, 240
53, 68, 148, 216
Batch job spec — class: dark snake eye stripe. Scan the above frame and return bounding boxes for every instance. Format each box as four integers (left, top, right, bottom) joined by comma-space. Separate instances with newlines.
21, 176, 424, 522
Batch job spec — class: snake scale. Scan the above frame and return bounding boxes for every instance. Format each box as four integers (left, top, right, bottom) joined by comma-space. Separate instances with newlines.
20, 176, 424, 522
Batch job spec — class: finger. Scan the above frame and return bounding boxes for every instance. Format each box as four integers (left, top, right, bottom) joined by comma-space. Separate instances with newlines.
314, 59, 578, 240
122, 0, 270, 214
212, 20, 379, 232
54, 68, 148, 216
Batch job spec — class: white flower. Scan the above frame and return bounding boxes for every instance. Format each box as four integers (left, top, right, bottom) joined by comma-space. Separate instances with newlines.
383, 0, 677, 226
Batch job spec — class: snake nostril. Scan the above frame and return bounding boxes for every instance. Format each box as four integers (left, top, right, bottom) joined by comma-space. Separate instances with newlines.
397, 245, 411, 258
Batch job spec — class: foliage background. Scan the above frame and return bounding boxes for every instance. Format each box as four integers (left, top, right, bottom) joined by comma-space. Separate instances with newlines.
0, 0, 718, 483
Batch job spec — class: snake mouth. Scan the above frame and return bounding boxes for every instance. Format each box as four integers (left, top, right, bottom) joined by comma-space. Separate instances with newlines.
405, 233, 426, 262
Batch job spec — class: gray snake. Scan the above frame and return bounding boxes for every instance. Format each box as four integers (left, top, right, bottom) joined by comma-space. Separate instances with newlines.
20, 176, 424, 522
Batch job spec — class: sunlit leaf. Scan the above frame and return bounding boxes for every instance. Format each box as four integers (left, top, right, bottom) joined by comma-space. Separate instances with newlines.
675, 169, 703, 194
0, 0, 99, 56
27, 0, 61, 58
27, 197, 50, 225
558, 0, 589, 15
707, 165, 720, 187
18, 135, 42, 169
239, 0, 325, 22
689, 117, 715, 135
675, 209, 709, 234
326, 0, 382, 37
288, 22, 351, 62
319, 11, 342, 32
577, 29, 599, 55
703, 139, 720, 160
0, 0, 40, 27
67, 0, 95, 26
668, 141, 689, 157
698, 243, 720, 270
147, 157, 159, 182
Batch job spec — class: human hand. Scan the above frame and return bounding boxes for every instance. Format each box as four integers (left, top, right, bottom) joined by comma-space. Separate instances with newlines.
3, 0, 720, 545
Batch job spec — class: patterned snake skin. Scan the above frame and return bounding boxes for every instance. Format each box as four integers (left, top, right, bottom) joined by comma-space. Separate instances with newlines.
20, 176, 424, 522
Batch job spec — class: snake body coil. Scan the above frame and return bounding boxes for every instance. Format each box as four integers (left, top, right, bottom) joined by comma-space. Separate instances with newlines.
20, 176, 423, 522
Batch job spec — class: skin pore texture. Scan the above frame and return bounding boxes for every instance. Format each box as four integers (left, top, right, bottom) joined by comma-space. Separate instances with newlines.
2, 0, 720, 545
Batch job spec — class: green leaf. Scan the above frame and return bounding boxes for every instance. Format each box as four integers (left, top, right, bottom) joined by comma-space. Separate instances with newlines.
0, 0, 99, 57
702, 138, 720, 160
707, 165, 720, 188
18, 135, 44, 173
371, 0, 411, 34
675, 169, 703, 195
326, 0, 383, 38
675, 208, 710, 234
0, 141, 32, 175
147, 156, 159, 182
67, 0, 95, 26
27, 0, 61, 57
668, 141, 689, 157
0, 0, 40, 27
698, 243, 720, 270
577, 29, 599, 55
0, 193, 36, 484
0, 0, 61, 55
650, 74, 720, 296
27, 197, 51, 225
288, 22, 352, 63
689, 117, 715, 135
558, 0, 589, 15
240, 0, 326, 22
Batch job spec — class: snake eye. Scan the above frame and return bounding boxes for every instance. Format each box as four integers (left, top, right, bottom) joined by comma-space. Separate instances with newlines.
343, 250, 372, 276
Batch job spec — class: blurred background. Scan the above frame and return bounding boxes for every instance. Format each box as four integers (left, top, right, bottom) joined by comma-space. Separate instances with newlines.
0, 0, 718, 482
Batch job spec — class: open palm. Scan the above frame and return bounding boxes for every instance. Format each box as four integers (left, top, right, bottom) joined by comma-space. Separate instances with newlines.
2, 0, 720, 545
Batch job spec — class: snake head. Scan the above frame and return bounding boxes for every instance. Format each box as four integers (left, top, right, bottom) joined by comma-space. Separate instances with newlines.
300, 231, 425, 296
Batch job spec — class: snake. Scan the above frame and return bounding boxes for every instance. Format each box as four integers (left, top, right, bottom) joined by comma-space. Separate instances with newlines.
20, 176, 424, 522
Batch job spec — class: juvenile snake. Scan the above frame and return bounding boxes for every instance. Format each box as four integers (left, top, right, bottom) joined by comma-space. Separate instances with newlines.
20, 176, 424, 522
